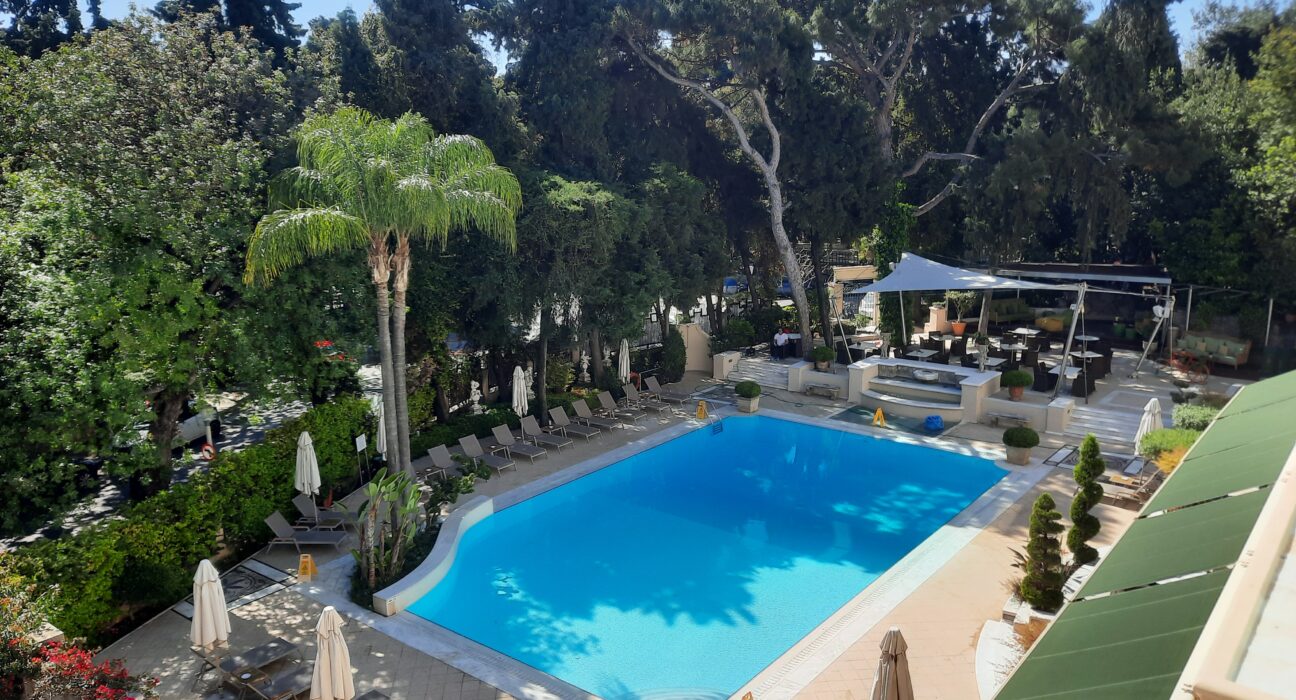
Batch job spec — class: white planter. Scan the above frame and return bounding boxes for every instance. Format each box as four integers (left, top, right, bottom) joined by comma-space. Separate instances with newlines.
1006, 445, 1032, 465
737, 396, 760, 413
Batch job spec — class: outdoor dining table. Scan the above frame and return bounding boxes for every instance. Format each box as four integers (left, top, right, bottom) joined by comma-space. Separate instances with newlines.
1011, 327, 1042, 337
905, 348, 939, 360
1050, 365, 1082, 379
1069, 351, 1103, 360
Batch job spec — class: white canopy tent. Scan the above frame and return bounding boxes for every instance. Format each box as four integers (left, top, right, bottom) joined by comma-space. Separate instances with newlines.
846, 253, 1089, 398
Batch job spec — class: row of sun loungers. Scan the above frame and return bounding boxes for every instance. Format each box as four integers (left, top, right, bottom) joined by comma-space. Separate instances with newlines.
193, 635, 390, 700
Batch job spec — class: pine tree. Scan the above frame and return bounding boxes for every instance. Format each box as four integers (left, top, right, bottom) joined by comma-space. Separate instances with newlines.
1068, 434, 1105, 566
1020, 493, 1065, 612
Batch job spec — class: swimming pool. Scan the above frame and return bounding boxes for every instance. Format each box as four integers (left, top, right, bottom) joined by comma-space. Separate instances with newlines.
407, 415, 1007, 698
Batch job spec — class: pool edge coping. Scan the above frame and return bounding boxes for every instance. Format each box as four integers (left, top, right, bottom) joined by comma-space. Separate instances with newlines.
333, 408, 1048, 700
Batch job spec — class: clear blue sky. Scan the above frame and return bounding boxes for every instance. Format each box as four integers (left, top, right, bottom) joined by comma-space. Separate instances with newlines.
91, 0, 1211, 54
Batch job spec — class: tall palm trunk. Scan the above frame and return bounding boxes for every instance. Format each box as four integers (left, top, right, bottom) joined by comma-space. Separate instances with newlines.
390, 235, 413, 476
369, 241, 401, 477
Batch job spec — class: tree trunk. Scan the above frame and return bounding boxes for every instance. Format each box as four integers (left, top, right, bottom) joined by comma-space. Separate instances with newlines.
764, 175, 813, 356
739, 246, 759, 309
657, 301, 669, 341
536, 307, 551, 425
430, 372, 450, 423
369, 242, 401, 479
480, 352, 492, 405
390, 236, 413, 476
590, 328, 604, 386
705, 290, 719, 334
811, 235, 833, 346
144, 388, 187, 495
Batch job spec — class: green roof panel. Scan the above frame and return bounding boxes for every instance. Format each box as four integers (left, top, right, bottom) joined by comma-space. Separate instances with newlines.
996, 570, 1229, 700
1145, 430, 1296, 512
1079, 488, 1268, 597
1212, 369, 1296, 416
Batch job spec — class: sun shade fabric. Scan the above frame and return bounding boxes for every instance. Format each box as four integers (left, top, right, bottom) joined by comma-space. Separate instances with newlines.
995, 569, 1230, 700
845, 253, 1067, 295
1078, 488, 1268, 597
1143, 370, 1296, 513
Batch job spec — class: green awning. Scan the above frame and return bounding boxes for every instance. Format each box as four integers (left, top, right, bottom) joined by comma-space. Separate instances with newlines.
1079, 488, 1268, 597
1145, 431, 1296, 512
1211, 369, 1296, 415
996, 570, 1229, 700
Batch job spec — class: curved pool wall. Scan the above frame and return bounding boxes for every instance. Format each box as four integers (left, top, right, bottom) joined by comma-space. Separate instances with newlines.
385, 413, 1010, 699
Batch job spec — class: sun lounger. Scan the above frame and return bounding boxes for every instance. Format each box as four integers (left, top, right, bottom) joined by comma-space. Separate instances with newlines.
598, 391, 644, 422
459, 434, 515, 474
522, 415, 573, 451
645, 376, 690, 404
243, 664, 312, 700
548, 406, 600, 441
355, 692, 391, 700
491, 424, 547, 462
292, 494, 348, 530
425, 444, 458, 479
572, 400, 621, 430
623, 383, 671, 413
264, 512, 347, 553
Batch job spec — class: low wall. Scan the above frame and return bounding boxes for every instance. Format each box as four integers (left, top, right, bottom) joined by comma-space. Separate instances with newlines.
373, 496, 495, 616
788, 361, 849, 394
679, 322, 712, 373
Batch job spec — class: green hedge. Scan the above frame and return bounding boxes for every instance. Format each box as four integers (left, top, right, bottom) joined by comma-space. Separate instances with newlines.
1138, 427, 1202, 459
405, 394, 601, 458
1173, 403, 1221, 431
16, 396, 372, 645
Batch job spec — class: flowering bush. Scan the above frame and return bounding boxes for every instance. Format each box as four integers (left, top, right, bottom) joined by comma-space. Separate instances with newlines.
31, 643, 157, 699
0, 554, 54, 698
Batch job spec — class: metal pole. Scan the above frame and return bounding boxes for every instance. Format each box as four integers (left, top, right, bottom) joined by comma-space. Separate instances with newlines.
1266, 297, 1275, 347
898, 291, 907, 352
1054, 283, 1087, 399
1184, 285, 1194, 334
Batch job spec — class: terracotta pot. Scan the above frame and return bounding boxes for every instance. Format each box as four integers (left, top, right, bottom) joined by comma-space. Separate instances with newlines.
951, 321, 967, 336
1009, 385, 1025, 401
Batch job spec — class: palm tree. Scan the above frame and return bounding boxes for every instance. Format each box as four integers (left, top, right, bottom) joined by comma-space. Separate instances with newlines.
387, 135, 521, 474
245, 107, 520, 476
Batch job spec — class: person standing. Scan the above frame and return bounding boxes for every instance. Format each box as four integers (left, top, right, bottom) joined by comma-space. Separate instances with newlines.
774, 329, 789, 360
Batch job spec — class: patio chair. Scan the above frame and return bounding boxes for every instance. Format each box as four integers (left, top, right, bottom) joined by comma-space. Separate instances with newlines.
548, 406, 601, 441
572, 399, 621, 429
356, 692, 392, 700
490, 424, 547, 463
521, 415, 574, 451
645, 376, 689, 404
459, 434, 515, 474
949, 337, 967, 356
193, 636, 302, 691
243, 665, 312, 700
264, 512, 347, 553
424, 444, 457, 480
623, 383, 671, 414
598, 391, 644, 422
292, 494, 348, 531
961, 354, 978, 368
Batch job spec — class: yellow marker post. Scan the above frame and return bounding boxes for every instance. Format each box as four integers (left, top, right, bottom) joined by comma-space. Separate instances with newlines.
742, 694, 754, 700
872, 408, 887, 428
298, 553, 317, 581
696, 400, 709, 420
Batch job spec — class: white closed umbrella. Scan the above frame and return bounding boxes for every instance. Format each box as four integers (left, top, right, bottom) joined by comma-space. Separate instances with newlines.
295, 431, 321, 496
190, 559, 230, 651
1135, 398, 1163, 452
870, 626, 914, 700
511, 365, 529, 417
618, 338, 631, 383
369, 395, 386, 458
310, 606, 355, 700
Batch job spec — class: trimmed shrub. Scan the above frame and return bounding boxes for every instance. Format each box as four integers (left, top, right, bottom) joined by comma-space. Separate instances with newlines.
1019, 493, 1065, 612
810, 345, 835, 363
1173, 403, 1220, 431
1000, 369, 1034, 388
661, 327, 686, 382
1138, 428, 1201, 459
711, 318, 755, 353
546, 356, 574, 393
1002, 426, 1040, 448
734, 381, 762, 399
407, 406, 521, 458
1068, 435, 1104, 566
15, 396, 372, 646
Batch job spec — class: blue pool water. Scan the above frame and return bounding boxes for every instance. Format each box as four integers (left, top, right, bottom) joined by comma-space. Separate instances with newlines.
408, 416, 1006, 699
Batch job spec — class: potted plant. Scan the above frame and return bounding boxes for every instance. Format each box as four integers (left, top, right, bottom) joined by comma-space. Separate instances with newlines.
735, 380, 762, 413
946, 291, 978, 336
810, 345, 835, 371
1003, 426, 1040, 465
1001, 369, 1034, 400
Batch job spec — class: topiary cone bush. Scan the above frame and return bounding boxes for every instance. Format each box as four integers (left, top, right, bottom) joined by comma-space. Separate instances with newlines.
1019, 492, 1065, 612
1068, 434, 1104, 567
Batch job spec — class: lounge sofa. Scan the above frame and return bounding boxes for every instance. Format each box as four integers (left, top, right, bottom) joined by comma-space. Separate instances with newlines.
987, 298, 1035, 325
1176, 331, 1252, 368
1034, 311, 1073, 334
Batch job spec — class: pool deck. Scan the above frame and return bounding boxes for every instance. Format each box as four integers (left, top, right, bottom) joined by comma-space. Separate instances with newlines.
100, 370, 1144, 699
